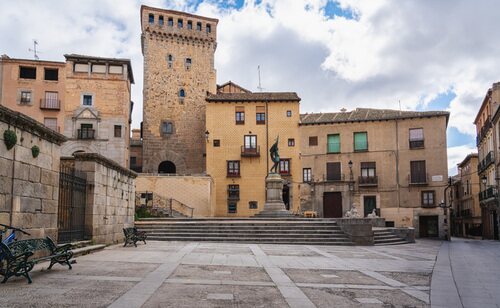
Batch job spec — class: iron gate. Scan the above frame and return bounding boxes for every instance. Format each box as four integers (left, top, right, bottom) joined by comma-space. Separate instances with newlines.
57, 166, 87, 243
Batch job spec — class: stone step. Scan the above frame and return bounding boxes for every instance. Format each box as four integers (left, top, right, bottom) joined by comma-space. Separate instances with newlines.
72, 244, 106, 257
137, 218, 337, 222
374, 241, 409, 246
136, 226, 343, 231
59, 240, 92, 249
141, 229, 345, 234
147, 237, 353, 245
145, 232, 349, 239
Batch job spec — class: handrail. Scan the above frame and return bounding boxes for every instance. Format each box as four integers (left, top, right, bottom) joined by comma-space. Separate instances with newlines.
170, 198, 194, 218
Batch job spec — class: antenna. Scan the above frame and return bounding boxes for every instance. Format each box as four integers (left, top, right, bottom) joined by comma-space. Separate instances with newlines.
28, 39, 40, 60
257, 65, 264, 92
398, 100, 402, 114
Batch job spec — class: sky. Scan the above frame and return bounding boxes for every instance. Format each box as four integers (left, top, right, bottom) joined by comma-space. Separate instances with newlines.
0, 0, 498, 175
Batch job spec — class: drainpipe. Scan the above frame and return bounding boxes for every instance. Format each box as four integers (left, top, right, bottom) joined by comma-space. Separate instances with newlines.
9, 146, 15, 226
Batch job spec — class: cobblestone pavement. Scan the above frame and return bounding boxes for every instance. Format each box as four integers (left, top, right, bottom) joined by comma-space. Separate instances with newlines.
0, 240, 442, 307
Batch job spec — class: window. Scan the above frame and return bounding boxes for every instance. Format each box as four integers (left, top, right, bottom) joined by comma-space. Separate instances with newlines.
244, 135, 257, 150
167, 54, 173, 68
148, 14, 154, 24
327, 134, 340, 153
228, 185, 239, 200
235, 107, 245, 124
19, 66, 36, 79
187, 20, 193, 29
206, 24, 211, 33
256, 106, 265, 124
213, 139, 220, 147
287, 110, 292, 117
42, 91, 59, 109
185, 58, 191, 70
178, 19, 183, 28
228, 202, 237, 214
168, 17, 173, 26
410, 160, 427, 184
82, 94, 93, 106
92, 64, 106, 73
303, 168, 312, 182
227, 160, 240, 177
109, 65, 123, 74
44, 118, 58, 132
159, 15, 164, 26
249, 201, 258, 209
353, 132, 368, 151
409, 128, 424, 149
114, 125, 122, 138
196, 22, 202, 31
130, 157, 137, 166
361, 162, 376, 177
161, 121, 173, 134
422, 191, 435, 207
179, 89, 185, 103
326, 162, 341, 181
74, 63, 89, 72
44, 68, 58, 81
78, 124, 94, 139
288, 138, 295, 147
309, 136, 318, 146
279, 159, 291, 175
20, 91, 32, 104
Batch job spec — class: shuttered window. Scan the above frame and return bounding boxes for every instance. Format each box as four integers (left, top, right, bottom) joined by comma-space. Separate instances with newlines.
354, 132, 368, 151
326, 162, 341, 181
327, 134, 340, 153
410, 160, 427, 184
361, 162, 376, 177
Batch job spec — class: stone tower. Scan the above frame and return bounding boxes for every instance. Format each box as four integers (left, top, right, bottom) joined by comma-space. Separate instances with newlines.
140, 6, 218, 174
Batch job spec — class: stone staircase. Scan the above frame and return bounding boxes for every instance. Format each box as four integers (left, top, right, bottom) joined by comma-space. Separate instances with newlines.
135, 219, 353, 245
373, 229, 410, 245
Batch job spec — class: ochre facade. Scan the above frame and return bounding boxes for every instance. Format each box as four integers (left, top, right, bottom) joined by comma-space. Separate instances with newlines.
141, 6, 218, 174
206, 93, 301, 217
300, 109, 449, 238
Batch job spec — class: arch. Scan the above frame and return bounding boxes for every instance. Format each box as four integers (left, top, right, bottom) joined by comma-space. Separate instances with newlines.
158, 161, 176, 174
147, 149, 187, 174
60, 141, 99, 158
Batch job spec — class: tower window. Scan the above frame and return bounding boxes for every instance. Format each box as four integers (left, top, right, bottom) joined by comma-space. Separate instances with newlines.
159, 15, 164, 26
185, 58, 192, 70
187, 20, 193, 29
196, 22, 202, 31
161, 121, 173, 135
206, 24, 211, 33
167, 54, 173, 68
179, 89, 185, 98
19, 66, 36, 79
168, 17, 173, 26
178, 19, 183, 28
148, 14, 154, 24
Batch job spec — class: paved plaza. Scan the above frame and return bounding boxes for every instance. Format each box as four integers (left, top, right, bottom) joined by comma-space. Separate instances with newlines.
0, 239, 498, 307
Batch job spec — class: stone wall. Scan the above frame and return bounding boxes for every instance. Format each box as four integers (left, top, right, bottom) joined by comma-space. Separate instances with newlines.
136, 175, 214, 217
65, 153, 136, 244
0, 105, 66, 240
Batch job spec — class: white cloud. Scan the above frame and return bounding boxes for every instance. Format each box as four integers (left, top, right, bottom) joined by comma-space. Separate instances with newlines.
447, 144, 477, 176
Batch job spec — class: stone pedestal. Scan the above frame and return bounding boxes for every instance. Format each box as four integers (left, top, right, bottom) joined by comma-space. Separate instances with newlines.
254, 173, 295, 217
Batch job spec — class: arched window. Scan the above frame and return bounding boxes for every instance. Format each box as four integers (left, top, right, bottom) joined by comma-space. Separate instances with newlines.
179, 89, 185, 98
148, 14, 154, 24
206, 24, 211, 33
167, 54, 173, 68
185, 58, 191, 70
158, 161, 176, 174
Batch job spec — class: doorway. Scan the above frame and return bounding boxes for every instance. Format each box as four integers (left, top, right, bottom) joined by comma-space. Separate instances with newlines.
419, 215, 439, 237
282, 185, 290, 210
158, 161, 176, 174
363, 196, 377, 217
323, 192, 343, 218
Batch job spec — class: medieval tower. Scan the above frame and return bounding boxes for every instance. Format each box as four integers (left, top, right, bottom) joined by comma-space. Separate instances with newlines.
140, 6, 218, 174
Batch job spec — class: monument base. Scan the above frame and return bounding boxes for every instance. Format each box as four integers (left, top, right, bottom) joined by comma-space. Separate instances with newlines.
254, 173, 295, 218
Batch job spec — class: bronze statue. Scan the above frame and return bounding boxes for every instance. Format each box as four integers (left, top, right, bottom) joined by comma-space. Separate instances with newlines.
270, 136, 280, 173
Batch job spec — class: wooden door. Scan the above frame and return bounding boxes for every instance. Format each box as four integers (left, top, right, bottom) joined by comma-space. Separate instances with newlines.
419, 216, 439, 237
323, 192, 343, 218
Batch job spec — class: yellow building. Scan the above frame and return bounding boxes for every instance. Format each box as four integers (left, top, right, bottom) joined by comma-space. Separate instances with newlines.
206, 84, 301, 216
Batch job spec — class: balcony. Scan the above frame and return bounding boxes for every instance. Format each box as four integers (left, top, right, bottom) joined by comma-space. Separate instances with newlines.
409, 139, 424, 149
324, 173, 345, 182
77, 128, 95, 140
476, 119, 492, 146
479, 186, 496, 201
40, 98, 60, 110
408, 173, 428, 185
477, 151, 494, 173
358, 176, 378, 186
241, 145, 260, 157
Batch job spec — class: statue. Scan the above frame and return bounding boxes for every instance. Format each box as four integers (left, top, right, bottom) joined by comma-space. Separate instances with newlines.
344, 203, 360, 218
269, 136, 280, 173
367, 209, 379, 218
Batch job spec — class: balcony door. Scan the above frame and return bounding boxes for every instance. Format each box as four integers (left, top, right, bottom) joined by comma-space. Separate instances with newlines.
323, 192, 342, 218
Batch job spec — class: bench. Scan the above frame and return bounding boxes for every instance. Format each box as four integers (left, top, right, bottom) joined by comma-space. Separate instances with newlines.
303, 211, 318, 218
0, 237, 73, 284
123, 227, 147, 247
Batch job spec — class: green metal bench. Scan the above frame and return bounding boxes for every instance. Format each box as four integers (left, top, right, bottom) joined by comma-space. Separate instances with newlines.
123, 227, 147, 247
0, 237, 73, 283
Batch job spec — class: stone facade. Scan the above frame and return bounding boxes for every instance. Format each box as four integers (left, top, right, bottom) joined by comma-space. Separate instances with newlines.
300, 108, 449, 238
0, 105, 66, 240
130, 128, 143, 172
61, 54, 134, 168
0, 55, 66, 133
475, 82, 500, 240
141, 5, 218, 174
136, 175, 215, 217
63, 153, 136, 245
206, 91, 301, 217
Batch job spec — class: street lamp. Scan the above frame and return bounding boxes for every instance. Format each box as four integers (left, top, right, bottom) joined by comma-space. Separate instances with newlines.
348, 160, 354, 191
205, 130, 210, 142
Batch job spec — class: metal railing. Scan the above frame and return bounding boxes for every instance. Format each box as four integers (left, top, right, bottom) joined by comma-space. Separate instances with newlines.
353, 141, 368, 152
170, 198, 194, 218
324, 173, 345, 182
476, 119, 492, 146
77, 128, 95, 139
477, 151, 494, 173
408, 173, 428, 185
241, 145, 260, 157
409, 139, 424, 149
479, 186, 496, 201
358, 176, 378, 186
40, 98, 60, 110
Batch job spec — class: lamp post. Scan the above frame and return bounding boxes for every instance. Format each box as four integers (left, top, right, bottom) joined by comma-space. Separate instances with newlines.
205, 130, 210, 142
440, 176, 453, 241
348, 160, 354, 192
